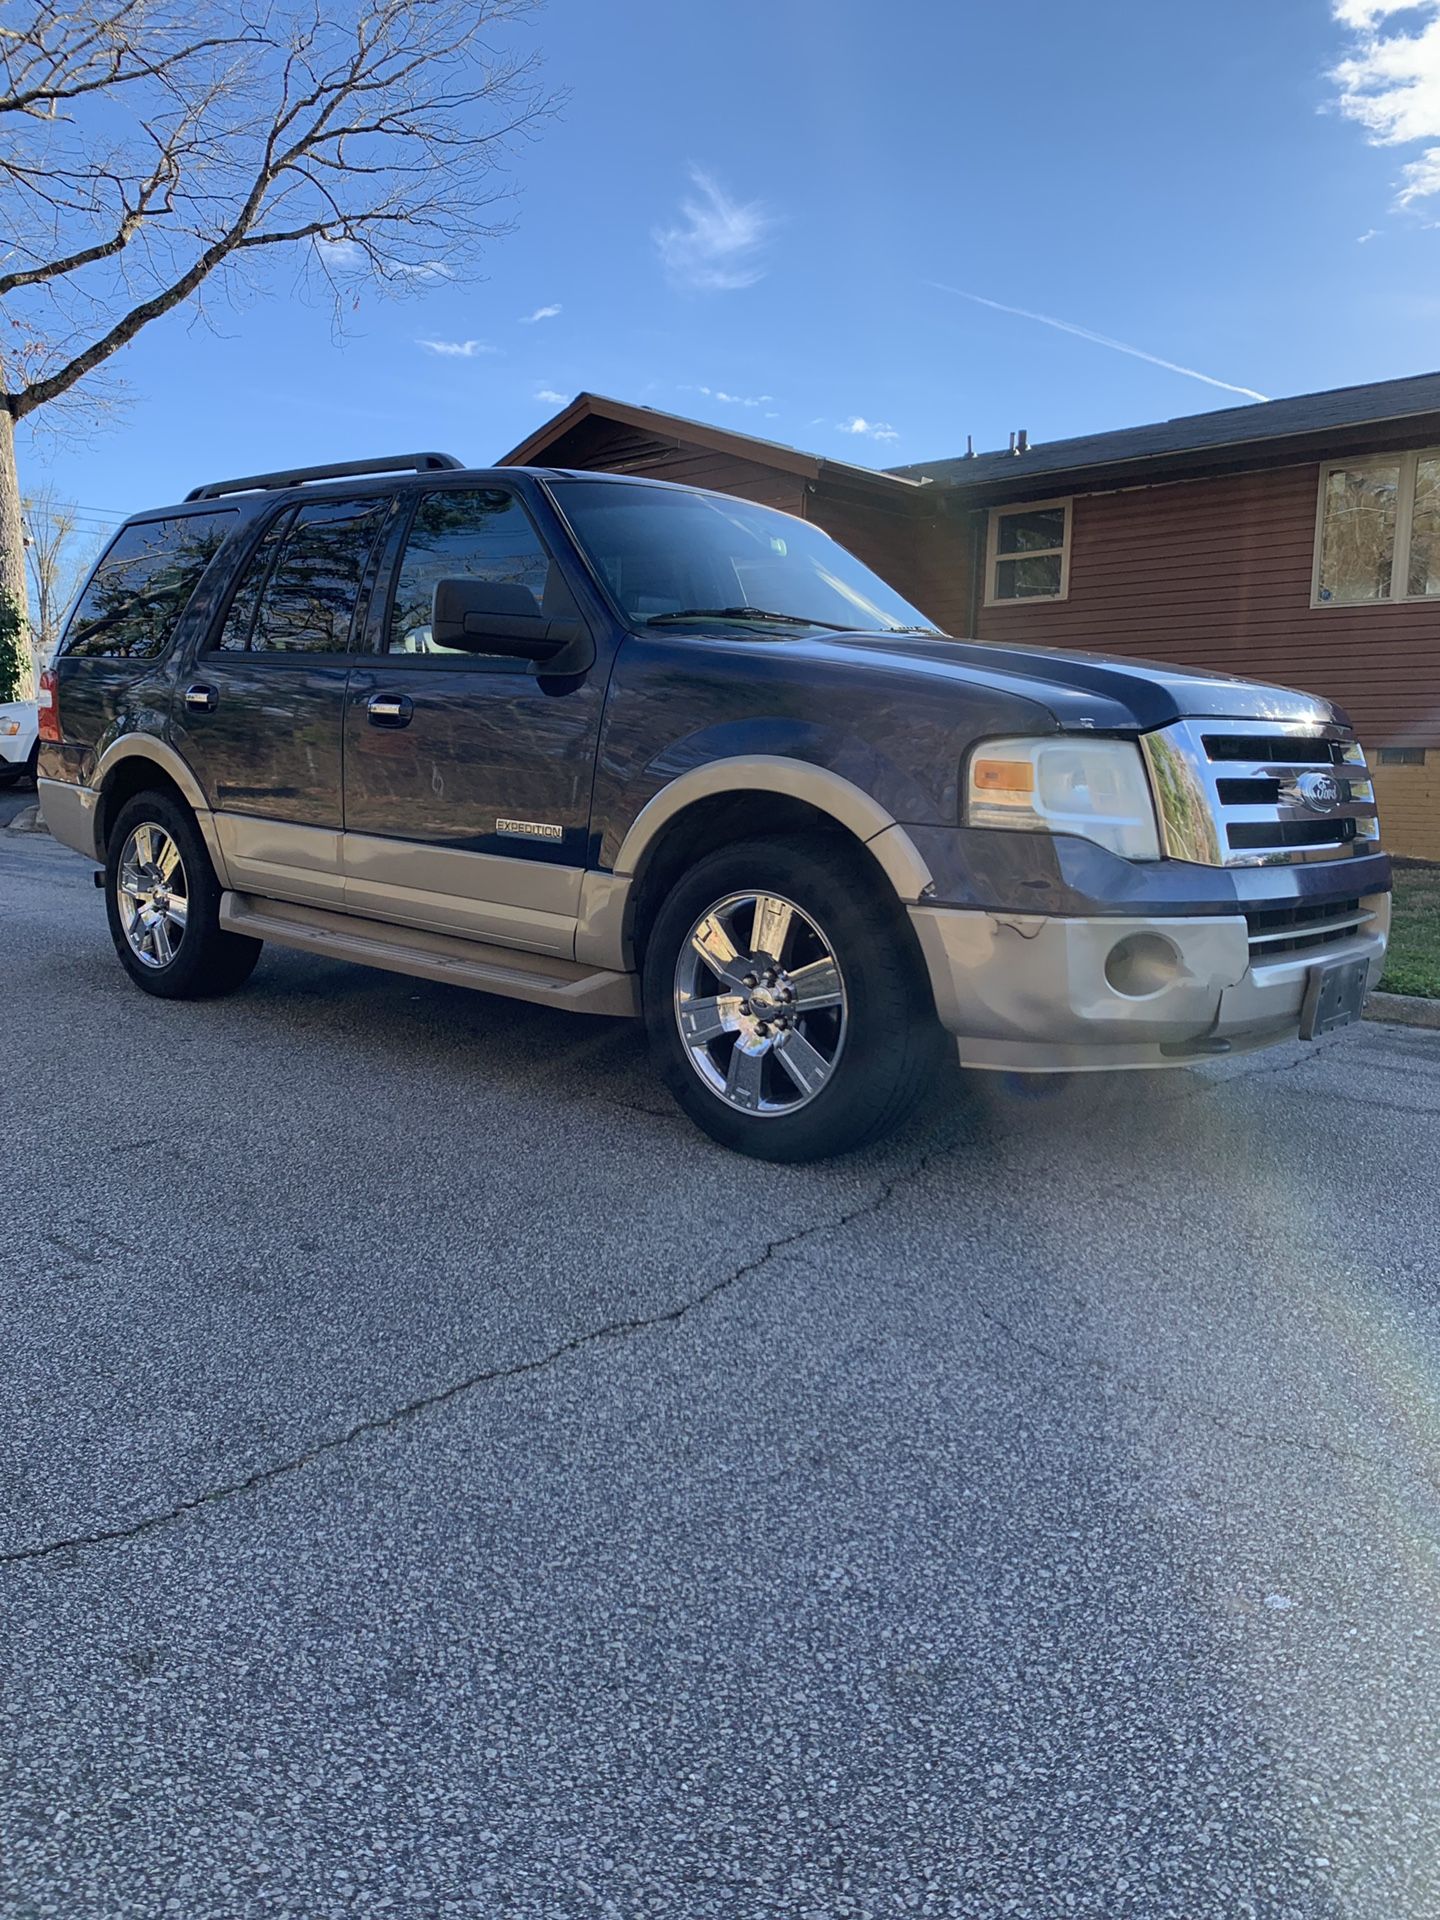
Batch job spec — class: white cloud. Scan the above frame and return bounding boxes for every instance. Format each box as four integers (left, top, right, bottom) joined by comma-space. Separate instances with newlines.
837, 416, 900, 443
1332, 0, 1440, 205
1399, 146, 1440, 203
1334, 0, 1427, 27
534, 388, 568, 405
315, 237, 364, 269
654, 167, 774, 292
417, 338, 497, 358
521, 304, 562, 323
694, 385, 774, 408
314, 240, 451, 280
928, 283, 1269, 402
1357, 226, 1381, 240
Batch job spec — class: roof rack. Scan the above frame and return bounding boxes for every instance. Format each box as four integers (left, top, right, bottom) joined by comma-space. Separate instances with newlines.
184, 451, 465, 502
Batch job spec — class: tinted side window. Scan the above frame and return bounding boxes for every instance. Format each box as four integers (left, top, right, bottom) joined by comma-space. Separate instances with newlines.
388, 490, 552, 655
214, 511, 292, 652
62, 512, 238, 660
217, 498, 387, 655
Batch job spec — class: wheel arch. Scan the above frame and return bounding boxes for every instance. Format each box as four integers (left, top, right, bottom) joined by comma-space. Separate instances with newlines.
94, 738, 230, 883
576, 757, 935, 972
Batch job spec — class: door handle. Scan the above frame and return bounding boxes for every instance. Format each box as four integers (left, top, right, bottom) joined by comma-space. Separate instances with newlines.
367, 692, 414, 728
184, 683, 218, 714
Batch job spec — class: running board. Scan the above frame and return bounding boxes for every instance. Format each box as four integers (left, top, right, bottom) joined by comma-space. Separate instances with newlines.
218, 892, 639, 1018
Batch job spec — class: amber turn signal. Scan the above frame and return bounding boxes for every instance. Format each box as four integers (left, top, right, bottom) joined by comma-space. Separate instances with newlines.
971, 758, 1035, 795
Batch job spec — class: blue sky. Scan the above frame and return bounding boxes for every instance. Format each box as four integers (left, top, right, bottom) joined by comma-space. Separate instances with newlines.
21, 0, 1440, 550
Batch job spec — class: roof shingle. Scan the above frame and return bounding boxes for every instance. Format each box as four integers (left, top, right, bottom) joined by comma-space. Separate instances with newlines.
888, 369, 1440, 488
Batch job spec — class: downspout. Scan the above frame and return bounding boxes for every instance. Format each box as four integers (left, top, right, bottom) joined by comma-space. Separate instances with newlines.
966, 503, 985, 638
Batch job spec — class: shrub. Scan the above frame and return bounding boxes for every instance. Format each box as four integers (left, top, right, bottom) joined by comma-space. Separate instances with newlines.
0, 590, 27, 703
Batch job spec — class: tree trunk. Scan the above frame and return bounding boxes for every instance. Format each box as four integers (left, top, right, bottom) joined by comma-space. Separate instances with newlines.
0, 405, 35, 700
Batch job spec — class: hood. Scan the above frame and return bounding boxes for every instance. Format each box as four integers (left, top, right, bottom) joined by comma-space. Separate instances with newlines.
811, 632, 1347, 734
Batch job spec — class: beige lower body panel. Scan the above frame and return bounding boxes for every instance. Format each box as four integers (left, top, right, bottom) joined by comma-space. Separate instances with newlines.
340, 831, 581, 957
910, 897, 1391, 1073
36, 778, 101, 861
215, 815, 345, 908
39, 777, 232, 884
219, 892, 638, 1018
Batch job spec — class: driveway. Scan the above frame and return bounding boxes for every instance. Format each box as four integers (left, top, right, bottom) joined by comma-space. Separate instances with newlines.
3, 827, 1439, 1919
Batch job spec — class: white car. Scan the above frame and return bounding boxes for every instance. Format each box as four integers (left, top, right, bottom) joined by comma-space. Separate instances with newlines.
0, 699, 39, 788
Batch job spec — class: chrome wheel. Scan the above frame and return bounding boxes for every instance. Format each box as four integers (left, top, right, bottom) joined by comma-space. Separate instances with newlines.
116, 822, 188, 969
674, 891, 848, 1116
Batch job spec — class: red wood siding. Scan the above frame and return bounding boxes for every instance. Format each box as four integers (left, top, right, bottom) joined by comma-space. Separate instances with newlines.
801, 487, 972, 636
507, 415, 966, 629
973, 464, 1440, 751
513, 418, 808, 512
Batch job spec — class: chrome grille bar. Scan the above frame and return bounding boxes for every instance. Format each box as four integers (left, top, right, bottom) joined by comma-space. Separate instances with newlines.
1246, 906, 1375, 955
1142, 718, 1381, 868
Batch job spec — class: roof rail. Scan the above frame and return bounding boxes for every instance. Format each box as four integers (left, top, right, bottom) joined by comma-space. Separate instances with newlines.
184, 451, 465, 502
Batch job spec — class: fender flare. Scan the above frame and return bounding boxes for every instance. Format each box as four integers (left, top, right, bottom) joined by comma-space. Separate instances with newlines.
93, 737, 232, 885
576, 755, 935, 971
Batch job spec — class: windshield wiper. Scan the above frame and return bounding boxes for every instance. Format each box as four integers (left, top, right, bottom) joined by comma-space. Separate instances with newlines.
643, 607, 861, 633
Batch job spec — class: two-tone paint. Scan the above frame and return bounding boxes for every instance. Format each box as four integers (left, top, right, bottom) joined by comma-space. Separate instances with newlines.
39, 465, 1393, 1062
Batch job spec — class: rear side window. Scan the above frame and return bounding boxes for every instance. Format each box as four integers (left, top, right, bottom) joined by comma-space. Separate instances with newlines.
213, 498, 388, 654
62, 511, 238, 660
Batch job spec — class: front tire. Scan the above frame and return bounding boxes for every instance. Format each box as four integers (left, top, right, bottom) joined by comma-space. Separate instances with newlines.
643, 835, 945, 1161
105, 791, 261, 1000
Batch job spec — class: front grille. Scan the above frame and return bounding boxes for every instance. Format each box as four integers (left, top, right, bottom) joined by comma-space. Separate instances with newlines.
1203, 733, 1347, 766
1142, 718, 1381, 868
1243, 896, 1374, 960
1229, 817, 1359, 852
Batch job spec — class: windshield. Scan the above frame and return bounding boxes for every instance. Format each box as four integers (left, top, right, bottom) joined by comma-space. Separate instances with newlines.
550, 481, 940, 634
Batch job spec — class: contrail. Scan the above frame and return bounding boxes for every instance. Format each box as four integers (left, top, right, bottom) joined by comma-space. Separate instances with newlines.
928, 283, 1269, 404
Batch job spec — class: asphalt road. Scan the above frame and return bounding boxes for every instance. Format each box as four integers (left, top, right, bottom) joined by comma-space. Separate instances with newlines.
4, 825, 1440, 1920
0, 782, 36, 828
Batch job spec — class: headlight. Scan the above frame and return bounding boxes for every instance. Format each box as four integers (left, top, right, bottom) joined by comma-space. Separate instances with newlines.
0, 720, 20, 736
966, 736, 1161, 860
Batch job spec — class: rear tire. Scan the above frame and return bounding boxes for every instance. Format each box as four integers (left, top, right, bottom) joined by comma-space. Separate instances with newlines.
105, 791, 261, 1000
643, 835, 945, 1162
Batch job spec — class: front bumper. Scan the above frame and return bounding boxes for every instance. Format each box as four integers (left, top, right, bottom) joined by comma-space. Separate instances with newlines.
909, 895, 1391, 1073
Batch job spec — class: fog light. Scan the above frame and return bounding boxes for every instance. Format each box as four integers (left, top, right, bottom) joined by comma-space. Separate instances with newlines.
1104, 932, 1183, 999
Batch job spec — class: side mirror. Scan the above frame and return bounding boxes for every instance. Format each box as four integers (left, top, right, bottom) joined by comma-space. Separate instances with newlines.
430, 576, 587, 666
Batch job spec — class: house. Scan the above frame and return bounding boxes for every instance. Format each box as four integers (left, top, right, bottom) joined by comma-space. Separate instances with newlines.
501, 375, 1440, 859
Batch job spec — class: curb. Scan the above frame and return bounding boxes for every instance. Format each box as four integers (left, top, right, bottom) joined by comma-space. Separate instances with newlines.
3, 802, 47, 836
1365, 990, 1440, 1031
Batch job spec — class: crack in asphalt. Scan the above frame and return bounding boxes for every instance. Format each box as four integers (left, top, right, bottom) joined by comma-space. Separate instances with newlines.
0, 1137, 961, 1570
4, 1038, 1422, 1570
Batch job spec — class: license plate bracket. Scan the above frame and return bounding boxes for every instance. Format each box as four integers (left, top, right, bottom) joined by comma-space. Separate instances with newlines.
1299, 956, 1370, 1041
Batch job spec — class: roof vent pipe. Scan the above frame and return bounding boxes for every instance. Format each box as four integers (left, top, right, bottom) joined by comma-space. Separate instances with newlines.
964, 434, 975, 459
1008, 431, 1017, 455
1016, 429, 1029, 455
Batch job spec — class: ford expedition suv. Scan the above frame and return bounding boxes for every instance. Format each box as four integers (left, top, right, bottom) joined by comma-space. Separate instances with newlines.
37, 452, 1391, 1161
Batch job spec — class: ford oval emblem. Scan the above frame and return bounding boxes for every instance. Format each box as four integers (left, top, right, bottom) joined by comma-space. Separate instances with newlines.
1293, 770, 1341, 814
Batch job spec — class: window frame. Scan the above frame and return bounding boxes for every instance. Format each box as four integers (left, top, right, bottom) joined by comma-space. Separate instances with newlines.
202, 494, 394, 660
377, 481, 563, 670
1312, 449, 1440, 609
983, 498, 1073, 608
58, 507, 240, 662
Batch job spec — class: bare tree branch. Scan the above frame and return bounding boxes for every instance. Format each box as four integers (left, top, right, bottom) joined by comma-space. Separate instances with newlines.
0, 1, 249, 120
21, 483, 100, 654
0, 0, 557, 603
